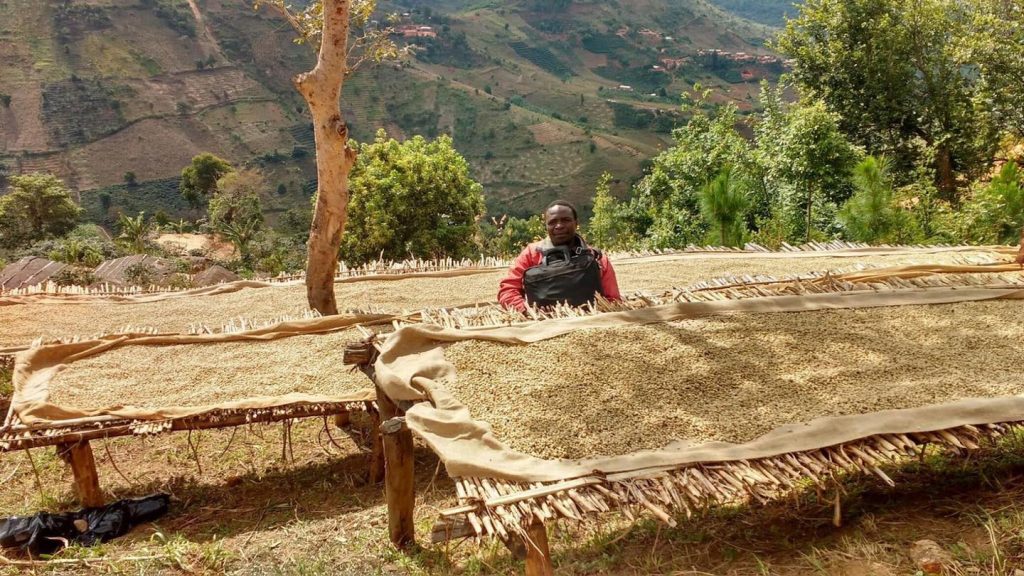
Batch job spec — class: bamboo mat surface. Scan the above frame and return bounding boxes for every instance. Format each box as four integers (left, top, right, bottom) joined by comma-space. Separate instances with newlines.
0, 251, 1000, 348
443, 299, 1024, 460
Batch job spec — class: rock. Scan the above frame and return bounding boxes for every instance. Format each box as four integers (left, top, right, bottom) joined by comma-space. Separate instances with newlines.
910, 539, 951, 574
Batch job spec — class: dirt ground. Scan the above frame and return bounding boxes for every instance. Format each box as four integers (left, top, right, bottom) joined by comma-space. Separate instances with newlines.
154, 233, 235, 260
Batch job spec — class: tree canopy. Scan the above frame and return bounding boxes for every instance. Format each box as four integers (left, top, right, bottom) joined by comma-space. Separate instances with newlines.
340, 131, 485, 264
775, 0, 1019, 198
0, 173, 81, 249
180, 153, 233, 209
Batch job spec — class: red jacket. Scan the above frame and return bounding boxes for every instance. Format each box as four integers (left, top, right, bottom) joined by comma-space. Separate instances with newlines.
498, 237, 621, 312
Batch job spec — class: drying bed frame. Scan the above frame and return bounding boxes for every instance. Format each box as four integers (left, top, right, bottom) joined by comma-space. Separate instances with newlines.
0, 314, 403, 508
350, 265, 1024, 575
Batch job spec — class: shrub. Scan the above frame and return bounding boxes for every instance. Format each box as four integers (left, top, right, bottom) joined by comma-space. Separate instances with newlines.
51, 266, 96, 287
123, 262, 156, 286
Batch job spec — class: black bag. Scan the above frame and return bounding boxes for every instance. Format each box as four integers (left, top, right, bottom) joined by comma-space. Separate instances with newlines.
0, 494, 170, 556
523, 243, 603, 308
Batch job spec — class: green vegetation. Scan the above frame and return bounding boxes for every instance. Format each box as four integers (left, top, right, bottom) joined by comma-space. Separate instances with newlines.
838, 156, 903, 243
340, 131, 485, 264
0, 173, 81, 249
41, 78, 127, 146
180, 153, 234, 209
776, 0, 1023, 199
699, 165, 750, 246
581, 33, 628, 54
508, 42, 574, 79
586, 172, 632, 250
81, 178, 189, 227
592, 65, 671, 94
141, 0, 196, 38
117, 212, 155, 253
608, 102, 678, 132
208, 170, 264, 231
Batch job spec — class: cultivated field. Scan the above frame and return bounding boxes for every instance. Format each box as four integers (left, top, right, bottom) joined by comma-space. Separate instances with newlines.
2, 247, 1024, 575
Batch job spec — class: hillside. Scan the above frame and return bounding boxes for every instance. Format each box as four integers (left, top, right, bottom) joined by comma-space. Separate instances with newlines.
0, 0, 790, 223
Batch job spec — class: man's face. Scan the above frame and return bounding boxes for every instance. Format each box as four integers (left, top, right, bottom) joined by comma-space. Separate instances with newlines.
545, 205, 577, 246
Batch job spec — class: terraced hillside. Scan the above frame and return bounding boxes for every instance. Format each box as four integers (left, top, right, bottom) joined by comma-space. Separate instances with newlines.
0, 0, 316, 204
1, 0, 792, 220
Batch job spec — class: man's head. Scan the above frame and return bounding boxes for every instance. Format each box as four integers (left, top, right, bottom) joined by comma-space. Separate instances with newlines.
544, 200, 578, 246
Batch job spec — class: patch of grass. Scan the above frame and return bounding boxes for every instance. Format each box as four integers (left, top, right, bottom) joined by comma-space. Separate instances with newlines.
0, 364, 12, 398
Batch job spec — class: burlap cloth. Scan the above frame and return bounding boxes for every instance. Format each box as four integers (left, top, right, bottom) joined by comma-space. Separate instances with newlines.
374, 285, 1024, 483
9, 313, 390, 427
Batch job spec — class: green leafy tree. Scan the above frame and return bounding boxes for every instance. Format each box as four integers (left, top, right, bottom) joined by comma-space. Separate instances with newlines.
762, 99, 861, 242
220, 218, 261, 265
586, 172, 631, 249
117, 212, 155, 254
959, 161, 1024, 244
482, 214, 545, 257
179, 153, 233, 209
208, 170, 265, 231
0, 173, 81, 248
340, 131, 485, 264
626, 87, 751, 248
48, 238, 104, 267
838, 156, 899, 242
699, 166, 750, 247
965, 1, 1024, 139
776, 0, 1004, 198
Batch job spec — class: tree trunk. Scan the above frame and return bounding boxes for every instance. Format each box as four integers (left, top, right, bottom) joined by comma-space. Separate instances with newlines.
299, 0, 359, 316
935, 145, 956, 201
805, 187, 813, 243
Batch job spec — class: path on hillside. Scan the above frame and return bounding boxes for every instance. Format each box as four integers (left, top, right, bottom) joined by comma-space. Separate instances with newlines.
185, 0, 226, 62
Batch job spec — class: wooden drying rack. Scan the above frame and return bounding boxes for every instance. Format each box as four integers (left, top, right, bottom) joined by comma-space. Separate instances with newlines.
342, 333, 556, 575
0, 346, 379, 509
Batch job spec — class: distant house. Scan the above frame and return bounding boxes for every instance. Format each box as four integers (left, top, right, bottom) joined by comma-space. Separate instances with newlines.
651, 65, 666, 72
740, 69, 756, 81
397, 24, 437, 39
639, 28, 662, 43
617, 85, 633, 91
615, 26, 630, 38
659, 56, 689, 70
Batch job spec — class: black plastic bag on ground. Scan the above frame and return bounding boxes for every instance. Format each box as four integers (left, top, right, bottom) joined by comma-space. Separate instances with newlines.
0, 494, 169, 556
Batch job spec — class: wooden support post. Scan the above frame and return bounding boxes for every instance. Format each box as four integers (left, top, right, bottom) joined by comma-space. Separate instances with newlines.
333, 410, 351, 429
524, 520, 554, 576
60, 441, 104, 508
366, 404, 385, 483
381, 415, 415, 549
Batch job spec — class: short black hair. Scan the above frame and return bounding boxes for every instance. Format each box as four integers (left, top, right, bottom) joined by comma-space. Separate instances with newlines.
544, 199, 577, 220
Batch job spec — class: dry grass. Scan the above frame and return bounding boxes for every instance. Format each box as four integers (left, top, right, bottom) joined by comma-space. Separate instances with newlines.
2, 423, 1024, 575
47, 329, 368, 410
445, 300, 1024, 460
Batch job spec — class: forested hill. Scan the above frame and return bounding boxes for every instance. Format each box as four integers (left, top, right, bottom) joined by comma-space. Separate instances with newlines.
0, 0, 793, 224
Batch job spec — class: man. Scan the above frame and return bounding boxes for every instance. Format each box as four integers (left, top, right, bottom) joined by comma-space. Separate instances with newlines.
498, 200, 621, 312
